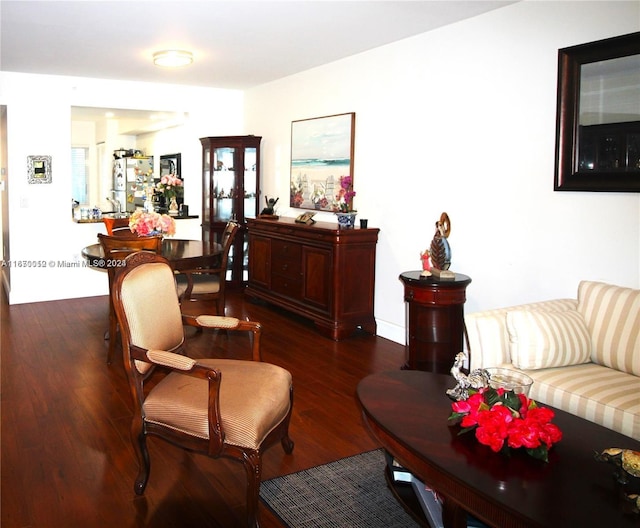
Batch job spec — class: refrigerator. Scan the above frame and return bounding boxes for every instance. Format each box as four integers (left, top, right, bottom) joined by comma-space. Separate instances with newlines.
113, 155, 153, 213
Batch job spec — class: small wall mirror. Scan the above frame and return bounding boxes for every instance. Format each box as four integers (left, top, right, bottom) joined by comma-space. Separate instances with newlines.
554, 32, 640, 192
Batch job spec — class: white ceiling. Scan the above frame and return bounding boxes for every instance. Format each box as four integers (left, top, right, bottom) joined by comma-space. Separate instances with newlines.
1, 0, 516, 90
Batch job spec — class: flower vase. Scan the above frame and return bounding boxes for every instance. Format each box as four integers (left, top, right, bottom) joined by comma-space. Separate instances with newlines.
168, 197, 179, 216
336, 212, 357, 228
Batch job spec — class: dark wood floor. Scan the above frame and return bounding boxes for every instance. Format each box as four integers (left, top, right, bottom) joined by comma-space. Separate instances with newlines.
1, 286, 407, 527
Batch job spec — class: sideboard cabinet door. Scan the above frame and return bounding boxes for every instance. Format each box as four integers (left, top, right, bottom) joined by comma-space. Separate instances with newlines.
246, 217, 379, 340
302, 246, 332, 311
248, 234, 271, 289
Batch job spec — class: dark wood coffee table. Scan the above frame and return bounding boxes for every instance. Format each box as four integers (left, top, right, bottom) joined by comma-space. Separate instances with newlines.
357, 370, 640, 528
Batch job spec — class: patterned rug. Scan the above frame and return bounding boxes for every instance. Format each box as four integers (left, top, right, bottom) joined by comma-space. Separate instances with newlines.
260, 449, 420, 528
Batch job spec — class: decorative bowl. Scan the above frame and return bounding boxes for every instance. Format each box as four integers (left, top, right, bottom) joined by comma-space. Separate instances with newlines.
486, 368, 534, 396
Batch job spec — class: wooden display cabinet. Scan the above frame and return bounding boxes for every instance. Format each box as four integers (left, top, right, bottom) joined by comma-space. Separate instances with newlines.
200, 136, 261, 286
246, 217, 379, 340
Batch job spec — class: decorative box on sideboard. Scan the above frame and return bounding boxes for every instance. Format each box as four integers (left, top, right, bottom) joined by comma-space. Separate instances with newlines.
245, 217, 379, 340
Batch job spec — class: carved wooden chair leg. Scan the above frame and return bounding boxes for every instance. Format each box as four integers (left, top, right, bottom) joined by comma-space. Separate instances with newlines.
278, 389, 295, 454
132, 429, 151, 496
242, 452, 262, 528
281, 434, 294, 454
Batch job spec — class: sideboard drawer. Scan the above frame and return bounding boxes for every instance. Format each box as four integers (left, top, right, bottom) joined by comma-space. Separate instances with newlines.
272, 239, 302, 260
271, 274, 302, 298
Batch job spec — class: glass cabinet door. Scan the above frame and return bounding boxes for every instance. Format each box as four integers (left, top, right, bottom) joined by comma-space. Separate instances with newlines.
213, 147, 237, 222
203, 147, 211, 225
244, 147, 257, 220
200, 136, 261, 286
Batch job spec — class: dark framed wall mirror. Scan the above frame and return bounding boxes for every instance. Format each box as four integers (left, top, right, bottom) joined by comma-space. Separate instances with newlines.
554, 32, 640, 192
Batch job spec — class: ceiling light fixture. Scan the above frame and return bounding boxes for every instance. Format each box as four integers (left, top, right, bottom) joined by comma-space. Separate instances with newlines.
153, 50, 193, 68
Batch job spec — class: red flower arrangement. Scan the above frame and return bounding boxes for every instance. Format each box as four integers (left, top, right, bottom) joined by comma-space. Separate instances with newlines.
448, 387, 562, 462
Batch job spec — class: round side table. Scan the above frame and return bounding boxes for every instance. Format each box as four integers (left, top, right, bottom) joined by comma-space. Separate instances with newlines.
399, 270, 471, 373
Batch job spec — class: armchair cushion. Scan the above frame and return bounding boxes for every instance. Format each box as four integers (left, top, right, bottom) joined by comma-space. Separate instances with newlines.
143, 359, 292, 450
506, 309, 591, 370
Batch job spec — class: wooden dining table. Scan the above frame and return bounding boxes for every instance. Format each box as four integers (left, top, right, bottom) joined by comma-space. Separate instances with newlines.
83, 238, 224, 349
81, 238, 222, 270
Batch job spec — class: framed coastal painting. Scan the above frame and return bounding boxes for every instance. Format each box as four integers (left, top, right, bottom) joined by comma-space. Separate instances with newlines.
290, 112, 355, 211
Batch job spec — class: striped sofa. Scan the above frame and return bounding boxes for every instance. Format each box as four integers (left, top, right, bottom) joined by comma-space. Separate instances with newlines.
465, 281, 639, 440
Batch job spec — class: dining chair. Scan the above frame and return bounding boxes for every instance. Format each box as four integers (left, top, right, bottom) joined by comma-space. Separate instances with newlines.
97, 232, 163, 365
111, 252, 294, 528
102, 216, 131, 235
175, 220, 239, 315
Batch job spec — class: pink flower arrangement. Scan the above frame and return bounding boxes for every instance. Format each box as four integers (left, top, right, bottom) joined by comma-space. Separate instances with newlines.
448, 387, 562, 462
156, 174, 183, 200
129, 211, 176, 237
333, 175, 356, 212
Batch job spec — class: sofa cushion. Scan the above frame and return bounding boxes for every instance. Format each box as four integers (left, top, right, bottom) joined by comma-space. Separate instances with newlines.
577, 281, 640, 376
524, 363, 640, 440
465, 299, 578, 371
506, 310, 591, 370
506, 310, 591, 369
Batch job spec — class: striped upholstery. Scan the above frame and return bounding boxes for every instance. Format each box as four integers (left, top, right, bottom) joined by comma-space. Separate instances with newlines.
121, 261, 185, 375
525, 363, 640, 440
506, 310, 591, 370
577, 281, 640, 376
143, 359, 292, 449
466, 299, 577, 371
465, 284, 640, 440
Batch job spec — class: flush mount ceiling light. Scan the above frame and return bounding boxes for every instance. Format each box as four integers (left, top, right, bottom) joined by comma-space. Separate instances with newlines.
153, 50, 193, 68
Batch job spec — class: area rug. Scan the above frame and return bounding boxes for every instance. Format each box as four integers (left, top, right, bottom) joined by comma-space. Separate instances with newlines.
260, 449, 420, 528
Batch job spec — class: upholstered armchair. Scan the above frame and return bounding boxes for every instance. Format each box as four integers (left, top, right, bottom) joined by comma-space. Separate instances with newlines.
111, 252, 294, 527
175, 220, 239, 315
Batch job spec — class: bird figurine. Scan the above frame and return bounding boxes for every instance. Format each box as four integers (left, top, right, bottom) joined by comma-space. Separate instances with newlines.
446, 352, 491, 401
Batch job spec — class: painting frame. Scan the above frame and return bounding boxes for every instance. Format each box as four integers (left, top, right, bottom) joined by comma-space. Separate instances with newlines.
27, 155, 52, 184
290, 112, 355, 211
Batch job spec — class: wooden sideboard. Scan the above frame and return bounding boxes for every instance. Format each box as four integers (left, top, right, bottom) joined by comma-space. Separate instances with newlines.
245, 217, 379, 340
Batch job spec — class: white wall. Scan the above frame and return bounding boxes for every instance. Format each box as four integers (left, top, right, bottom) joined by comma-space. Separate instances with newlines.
245, 0, 640, 343
1, 1, 638, 346
0, 73, 244, 303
